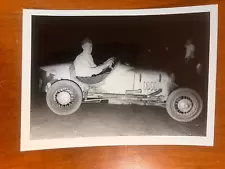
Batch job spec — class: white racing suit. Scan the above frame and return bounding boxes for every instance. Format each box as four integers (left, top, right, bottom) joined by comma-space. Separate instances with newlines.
74, 52, 105, 77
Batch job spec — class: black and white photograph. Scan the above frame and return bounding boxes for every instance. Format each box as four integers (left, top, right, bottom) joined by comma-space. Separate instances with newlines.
21, 5, 218, 151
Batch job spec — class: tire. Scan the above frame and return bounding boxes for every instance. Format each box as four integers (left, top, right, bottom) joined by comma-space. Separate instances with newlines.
166, 88, 203, 122
46, 80, 83, 115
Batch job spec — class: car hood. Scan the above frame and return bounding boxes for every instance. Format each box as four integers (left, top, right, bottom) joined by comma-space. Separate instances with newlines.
114, 62, 169, 75
114, 62, 175, 83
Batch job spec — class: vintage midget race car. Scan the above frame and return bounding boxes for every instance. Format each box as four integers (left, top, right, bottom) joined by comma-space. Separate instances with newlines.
39, 59, 203, 122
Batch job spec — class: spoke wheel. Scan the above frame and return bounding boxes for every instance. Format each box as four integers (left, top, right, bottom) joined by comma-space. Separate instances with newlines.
46, 80, 82, 115
166, 88, 203, 122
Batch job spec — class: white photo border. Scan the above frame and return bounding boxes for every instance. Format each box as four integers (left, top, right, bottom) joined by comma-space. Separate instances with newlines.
21, 4, 218, 151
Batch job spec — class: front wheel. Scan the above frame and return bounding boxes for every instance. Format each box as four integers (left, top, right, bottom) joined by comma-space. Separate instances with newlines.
166, 88, 203, 122
46, 80, 83, 115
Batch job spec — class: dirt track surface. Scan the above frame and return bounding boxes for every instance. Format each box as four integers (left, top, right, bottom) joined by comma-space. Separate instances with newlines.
30, 97, 207, 140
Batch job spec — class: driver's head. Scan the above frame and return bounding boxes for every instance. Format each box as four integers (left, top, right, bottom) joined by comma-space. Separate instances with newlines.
186, 39, 192, 45
81, 38, 93, 54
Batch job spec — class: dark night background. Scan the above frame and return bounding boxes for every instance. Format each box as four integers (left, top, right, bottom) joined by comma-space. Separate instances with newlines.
31, 12, 210, 99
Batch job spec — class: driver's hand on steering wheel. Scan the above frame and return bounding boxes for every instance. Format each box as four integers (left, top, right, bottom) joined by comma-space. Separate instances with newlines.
108, 57, 115, 63
103, 57, 115, 69
108, 60, 114, 67
109, 62, 114, 69
106, 58, 114, 65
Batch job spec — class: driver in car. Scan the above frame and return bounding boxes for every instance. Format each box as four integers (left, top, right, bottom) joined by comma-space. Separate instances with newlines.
74, 38, 114, 77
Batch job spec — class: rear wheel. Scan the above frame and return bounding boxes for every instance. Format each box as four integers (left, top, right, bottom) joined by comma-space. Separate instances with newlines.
166, 88, 203, 122
46, 80, 83, 115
